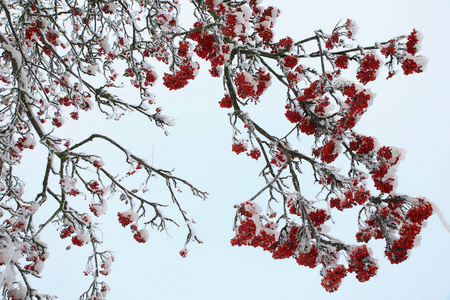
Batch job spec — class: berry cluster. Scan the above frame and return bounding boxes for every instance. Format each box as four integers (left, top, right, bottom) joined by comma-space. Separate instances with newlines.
60, 225, 75, 239
381, 40, 397, 57
232, 142, 247, 155
298, 117, 317, 135
188, 22, 225, 76
285, 110, 302, 123
407, 199, 433, 224
117, 212, 135, 227
133, 229, 149, 244
71, 233, 89, 247
163, 61, 198, 90
406, 29, 420, 55
179, 249, 188, 258
326, 32, 340, 50
219, 94, 232, 108
308, 209, 328, 227
371, 146, 400, 194
295, 245, 319, 268
254, 6, 279, 43
401, 58, 423, 75
234, 69, 271, 103
349, 134, 375, 155
355, 227, 382, 243
386, 222, 422, 264
356, 54, 381, 85
247, 148, 261, 160
271, 36, 293, 53
335, 55, 349, 69
320, 265, 347, 292
312, 140, 339, 163
338, 84, 372, 132
347, 245, 378, 282
283, 55, 298, 69
330, 188, 370, 211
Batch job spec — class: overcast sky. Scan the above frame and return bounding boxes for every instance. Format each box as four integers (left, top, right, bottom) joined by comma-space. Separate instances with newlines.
17, 0, 450, 299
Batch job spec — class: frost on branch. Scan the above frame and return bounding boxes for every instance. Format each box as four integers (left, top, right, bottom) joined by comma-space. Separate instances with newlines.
0, 0, 431, 298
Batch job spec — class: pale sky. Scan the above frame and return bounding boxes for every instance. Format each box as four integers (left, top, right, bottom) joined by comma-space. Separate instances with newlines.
15, 0, 450, 299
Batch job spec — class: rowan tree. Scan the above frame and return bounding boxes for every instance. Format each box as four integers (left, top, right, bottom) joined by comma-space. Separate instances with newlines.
0, 0, 432, 299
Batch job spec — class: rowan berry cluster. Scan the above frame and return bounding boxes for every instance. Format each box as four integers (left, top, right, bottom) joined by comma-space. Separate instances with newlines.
298, 117, 317, 135
179, 249, 188, 258
296, 245, 319, 268
285, 110, 302, 123
132, 229, 149, 244
234, 69, 271, 103
407, 199, 433, 224
355, 227, 381, 243
406, 29, 420, 55
117, 212, 135, 227
21, 245, 47, 276
320, 265, 347, 292
283, 55, 299, 69
60, 225, 75, 239
285, 66, 304, 87
308, 209, 328, 227
271, 36, 294, 53
371, 146, 401, 194
163, 62, 199, 90
347, 245, 378, 282
254, 6, 279, 43
326, 32, 340, 50
381, 40, 397, 57
356, 54, 381, 85
71, 233, 89, 247
269, 148, 287, 167
247, 148, 261, 160
188, 22, 226, 76
402, 58, 423, 75
312, 140, 339, 163
89, 201, 107, 217
338, 84, 372, 132
335, 55, 349, 69
386, 222, 422, 264
349, 134, 375, 155
143, 68, 158, 87
219, 94, 232, 108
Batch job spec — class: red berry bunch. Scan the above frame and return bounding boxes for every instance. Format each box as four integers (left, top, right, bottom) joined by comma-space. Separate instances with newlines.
283, 55, 298, 69
386, 222, 421, 264
117, 212, 134, 227
407, 199, 433, 224
232, 142, 247, 155
313, 140, 339, 163
406, 29, 419, 55
296, 245, 319, 268
163, 62, 198, 90
349, 135, 375, 155
60, 225, 75, 239
401, 58, 422, 75
285, 110, 302, 123
219, 94, 232, 108
308, 209, 328, 227
321, 265, 347, 292
347, 245, 378, 282
247, 148, 261, 160
356, 54, 380, 85
335, 55, 348, 69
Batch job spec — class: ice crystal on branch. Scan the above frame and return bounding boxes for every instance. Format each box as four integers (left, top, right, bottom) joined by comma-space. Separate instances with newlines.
0, 0, 431, 298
